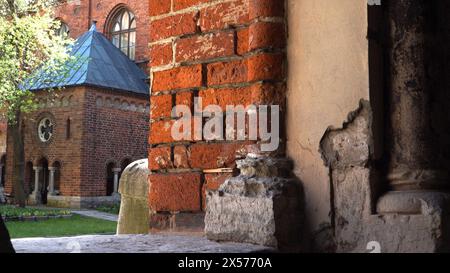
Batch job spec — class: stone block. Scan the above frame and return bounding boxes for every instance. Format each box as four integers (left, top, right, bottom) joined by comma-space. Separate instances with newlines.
117, 159, 150, 235
205, 156, 303, 252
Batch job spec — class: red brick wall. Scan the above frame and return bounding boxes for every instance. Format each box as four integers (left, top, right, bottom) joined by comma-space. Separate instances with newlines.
81, 87, 149, 196
148, 0, 287, 227
55, 0, 150, 64
4, 87, 149, 198
5, 87, 85, 196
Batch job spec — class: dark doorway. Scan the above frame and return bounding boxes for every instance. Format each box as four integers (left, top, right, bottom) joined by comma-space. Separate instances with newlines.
106, 162, 115, 196
38, 158, 49, 204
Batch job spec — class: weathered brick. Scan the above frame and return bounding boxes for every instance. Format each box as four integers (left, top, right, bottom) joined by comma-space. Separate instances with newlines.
150, 94, 173, 119
150, 120, 176, 144
176, 32, 235, 62
200, 86, 253, 109
149, 146, 172, 170
248, 53, 285, 82
207, 59, 247, 86
152, 65, 203, 92
190, 142, 249, 169
149, 0, 171, 16
237, 28, 249, 55
149, 172, 202, 211
174, 0, 210, 11
174, 145, 190, 168
202, 173, 233, 209
200, 0, 249, 32
238, 22, 285, 54
175, 91, 194, 110
249, 0, 285, 20
200, 83, 286, 109
150, 43, 173, 67
150, 12, 198, 41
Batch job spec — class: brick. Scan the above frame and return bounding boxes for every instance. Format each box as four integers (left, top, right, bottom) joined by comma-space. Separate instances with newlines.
176, 32, 235, 62
150, 12, 198, 41
150, 120, 176, 144
152, 65, 203, 92
174, 145, 190, 168
190, 142, 249, 169
207, 54, 284, 86
200, 86, 252, 109
237, 28, 249, 55
248, 53, 285, 82
200, 0, 249, 32
200, 82, 286, 109
205, 173, 232, 189
202, 173, 233, 209
149, 172, 202, 211
207, 59, 247, 86
174, 0, 210, 11
238, 22, 285, 54
150, 94, 173, 119
149, 0, 171, 16
150, 43, 173, 67
249, 0, 285, 20
175, 91, 194, 110
149, 146, 172, 170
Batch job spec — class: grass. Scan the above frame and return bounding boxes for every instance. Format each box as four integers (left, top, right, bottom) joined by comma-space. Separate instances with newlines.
0, 205, 71, 218
5, 214, 117, 239
95, 204, 120, 215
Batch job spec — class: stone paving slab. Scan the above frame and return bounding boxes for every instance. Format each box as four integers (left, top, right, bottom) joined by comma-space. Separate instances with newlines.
12, 234, 275, 253
71, 210, 118, 222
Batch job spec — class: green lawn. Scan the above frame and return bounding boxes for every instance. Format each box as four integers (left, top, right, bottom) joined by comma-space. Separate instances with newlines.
0, 205, 71, 218
5, 215, 117, 239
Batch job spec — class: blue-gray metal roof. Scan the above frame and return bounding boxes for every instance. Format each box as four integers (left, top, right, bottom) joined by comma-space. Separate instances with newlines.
27, 24, 149, 95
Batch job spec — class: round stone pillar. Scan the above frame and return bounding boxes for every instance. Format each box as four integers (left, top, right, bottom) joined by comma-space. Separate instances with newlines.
378, 0, 449, 213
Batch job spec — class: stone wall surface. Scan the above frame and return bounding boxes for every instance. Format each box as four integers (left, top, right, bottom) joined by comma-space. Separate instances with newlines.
205, 155, 303, 252
286, 0, 370, 251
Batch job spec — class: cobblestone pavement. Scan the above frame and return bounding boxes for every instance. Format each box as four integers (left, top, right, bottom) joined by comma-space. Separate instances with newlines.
12, 234, 275, 253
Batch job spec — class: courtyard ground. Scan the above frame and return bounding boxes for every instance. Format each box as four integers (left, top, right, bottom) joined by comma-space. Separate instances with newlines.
12, 234, 274, 253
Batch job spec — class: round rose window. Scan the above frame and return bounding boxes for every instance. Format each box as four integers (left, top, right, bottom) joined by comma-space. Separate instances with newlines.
38, 117, 54, 143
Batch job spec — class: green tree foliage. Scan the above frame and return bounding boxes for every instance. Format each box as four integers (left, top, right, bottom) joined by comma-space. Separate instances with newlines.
0, 0, 73, 206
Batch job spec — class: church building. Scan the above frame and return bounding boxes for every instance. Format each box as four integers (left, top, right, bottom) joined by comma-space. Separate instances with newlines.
2, 1, 150, 208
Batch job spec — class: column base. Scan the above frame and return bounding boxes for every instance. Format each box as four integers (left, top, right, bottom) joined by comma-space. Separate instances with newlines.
342, 191, 450, 253
377, 190, 450, 214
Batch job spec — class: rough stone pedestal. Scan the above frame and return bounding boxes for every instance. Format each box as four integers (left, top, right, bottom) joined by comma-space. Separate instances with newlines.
205, 155, 303, 252
117, 159, 150, 235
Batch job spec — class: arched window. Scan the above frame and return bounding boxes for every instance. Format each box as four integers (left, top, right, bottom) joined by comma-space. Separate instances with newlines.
108, 8, 136, 60
66, 118, 71, 139
56, 21, 70, 37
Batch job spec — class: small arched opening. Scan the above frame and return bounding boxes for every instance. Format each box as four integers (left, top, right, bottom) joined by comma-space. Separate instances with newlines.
106, 162, 116, 196
38, 157, 49, 205
52, 161, 62, 194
